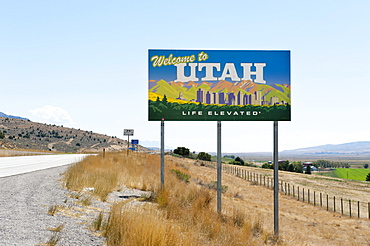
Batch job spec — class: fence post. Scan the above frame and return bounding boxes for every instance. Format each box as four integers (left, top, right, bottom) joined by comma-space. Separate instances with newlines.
293, 185, 295, 198
327, 194, 329, 211
308, 189, 310, 204
341, 198, 343, 215
314, 191, 316, 206
334, 196, 336, 212
298, 186, 300, 201
303, 188, 305, 202
349, 200, 352, 218
358, 201, 360, 218
320, 193, 322, 207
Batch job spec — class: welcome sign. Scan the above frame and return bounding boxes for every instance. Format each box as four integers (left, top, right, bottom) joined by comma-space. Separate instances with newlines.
148, 49, 290, 121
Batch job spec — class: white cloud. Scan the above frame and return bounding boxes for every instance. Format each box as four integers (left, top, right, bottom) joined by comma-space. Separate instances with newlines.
29, 105, 74, 125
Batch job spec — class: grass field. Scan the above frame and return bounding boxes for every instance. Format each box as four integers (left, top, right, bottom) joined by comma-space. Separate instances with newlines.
334, 168, 370, 181
319, 168, 370, 181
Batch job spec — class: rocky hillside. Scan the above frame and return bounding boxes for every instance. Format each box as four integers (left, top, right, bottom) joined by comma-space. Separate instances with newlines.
0, 117, 147, 153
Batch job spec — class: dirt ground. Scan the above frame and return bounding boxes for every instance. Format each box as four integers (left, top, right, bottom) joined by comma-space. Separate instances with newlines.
168, 156, 370, 246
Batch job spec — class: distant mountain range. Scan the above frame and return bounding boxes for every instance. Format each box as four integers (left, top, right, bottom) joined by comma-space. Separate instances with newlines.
0, 112, 29, 121
149, 79, 290, 104
281, 141, 370, 156
214, 141, 370, 162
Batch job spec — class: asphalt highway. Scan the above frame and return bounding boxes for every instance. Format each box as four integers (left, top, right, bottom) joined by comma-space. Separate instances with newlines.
0, 154, 90, 178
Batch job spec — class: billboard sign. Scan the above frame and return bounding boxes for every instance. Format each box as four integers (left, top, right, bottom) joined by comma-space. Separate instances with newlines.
131, 139, 139, 145
148, 49, 290, 121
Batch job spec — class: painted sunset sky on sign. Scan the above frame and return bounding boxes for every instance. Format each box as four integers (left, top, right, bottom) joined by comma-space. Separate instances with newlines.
148, 50, 290, 87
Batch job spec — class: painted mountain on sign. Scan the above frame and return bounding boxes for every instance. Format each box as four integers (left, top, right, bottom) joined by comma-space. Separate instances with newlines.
148, 80, 290, 105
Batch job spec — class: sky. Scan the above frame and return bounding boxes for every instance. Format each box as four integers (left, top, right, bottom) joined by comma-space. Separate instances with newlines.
1, 0, 370, 153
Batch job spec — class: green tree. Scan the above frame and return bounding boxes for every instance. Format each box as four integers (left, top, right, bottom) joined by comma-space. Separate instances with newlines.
287, 163, 295, 172
364, 164, 369, 169
295, 163, 303, 173
366, 173, 370, 181
197, 152, 211, 161
0, 131, 5, 139
173, 147, 190, 157
279, 160, 289, 171
305, 165, 312, 174
162, 94, 168, 103
229, 156, 245, 166
234, 157, 245, 165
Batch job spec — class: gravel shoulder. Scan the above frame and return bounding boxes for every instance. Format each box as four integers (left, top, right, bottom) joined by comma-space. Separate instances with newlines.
0, 165, 105, 246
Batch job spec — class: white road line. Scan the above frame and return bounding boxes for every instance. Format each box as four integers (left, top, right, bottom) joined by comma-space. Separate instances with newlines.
0, 154, 90, 178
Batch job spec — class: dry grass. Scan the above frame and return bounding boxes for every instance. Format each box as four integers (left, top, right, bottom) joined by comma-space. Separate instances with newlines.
47, 205, 60, 216
63, 152, 160, 201
63, 152, 370, 246
47, 224, 64, 232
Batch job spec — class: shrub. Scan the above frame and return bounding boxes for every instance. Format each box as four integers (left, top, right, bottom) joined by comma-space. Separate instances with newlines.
197, 152, 211, 161
173, 147, 190, 157
366, 172, 370, 181
170, 169, 190, 183
261, 163, 271, 169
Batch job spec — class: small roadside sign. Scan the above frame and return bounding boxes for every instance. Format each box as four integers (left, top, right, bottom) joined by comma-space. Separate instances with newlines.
124, 129, 134, 136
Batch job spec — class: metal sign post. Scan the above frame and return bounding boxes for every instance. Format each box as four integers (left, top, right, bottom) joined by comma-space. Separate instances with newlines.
273, 121, 279, 236
124, 129, 134, 156
161, 119, 165, 188
217, 121, 222, 213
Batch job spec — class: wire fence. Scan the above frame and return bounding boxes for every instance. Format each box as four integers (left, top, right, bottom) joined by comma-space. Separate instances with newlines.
207, 162, 370, 219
